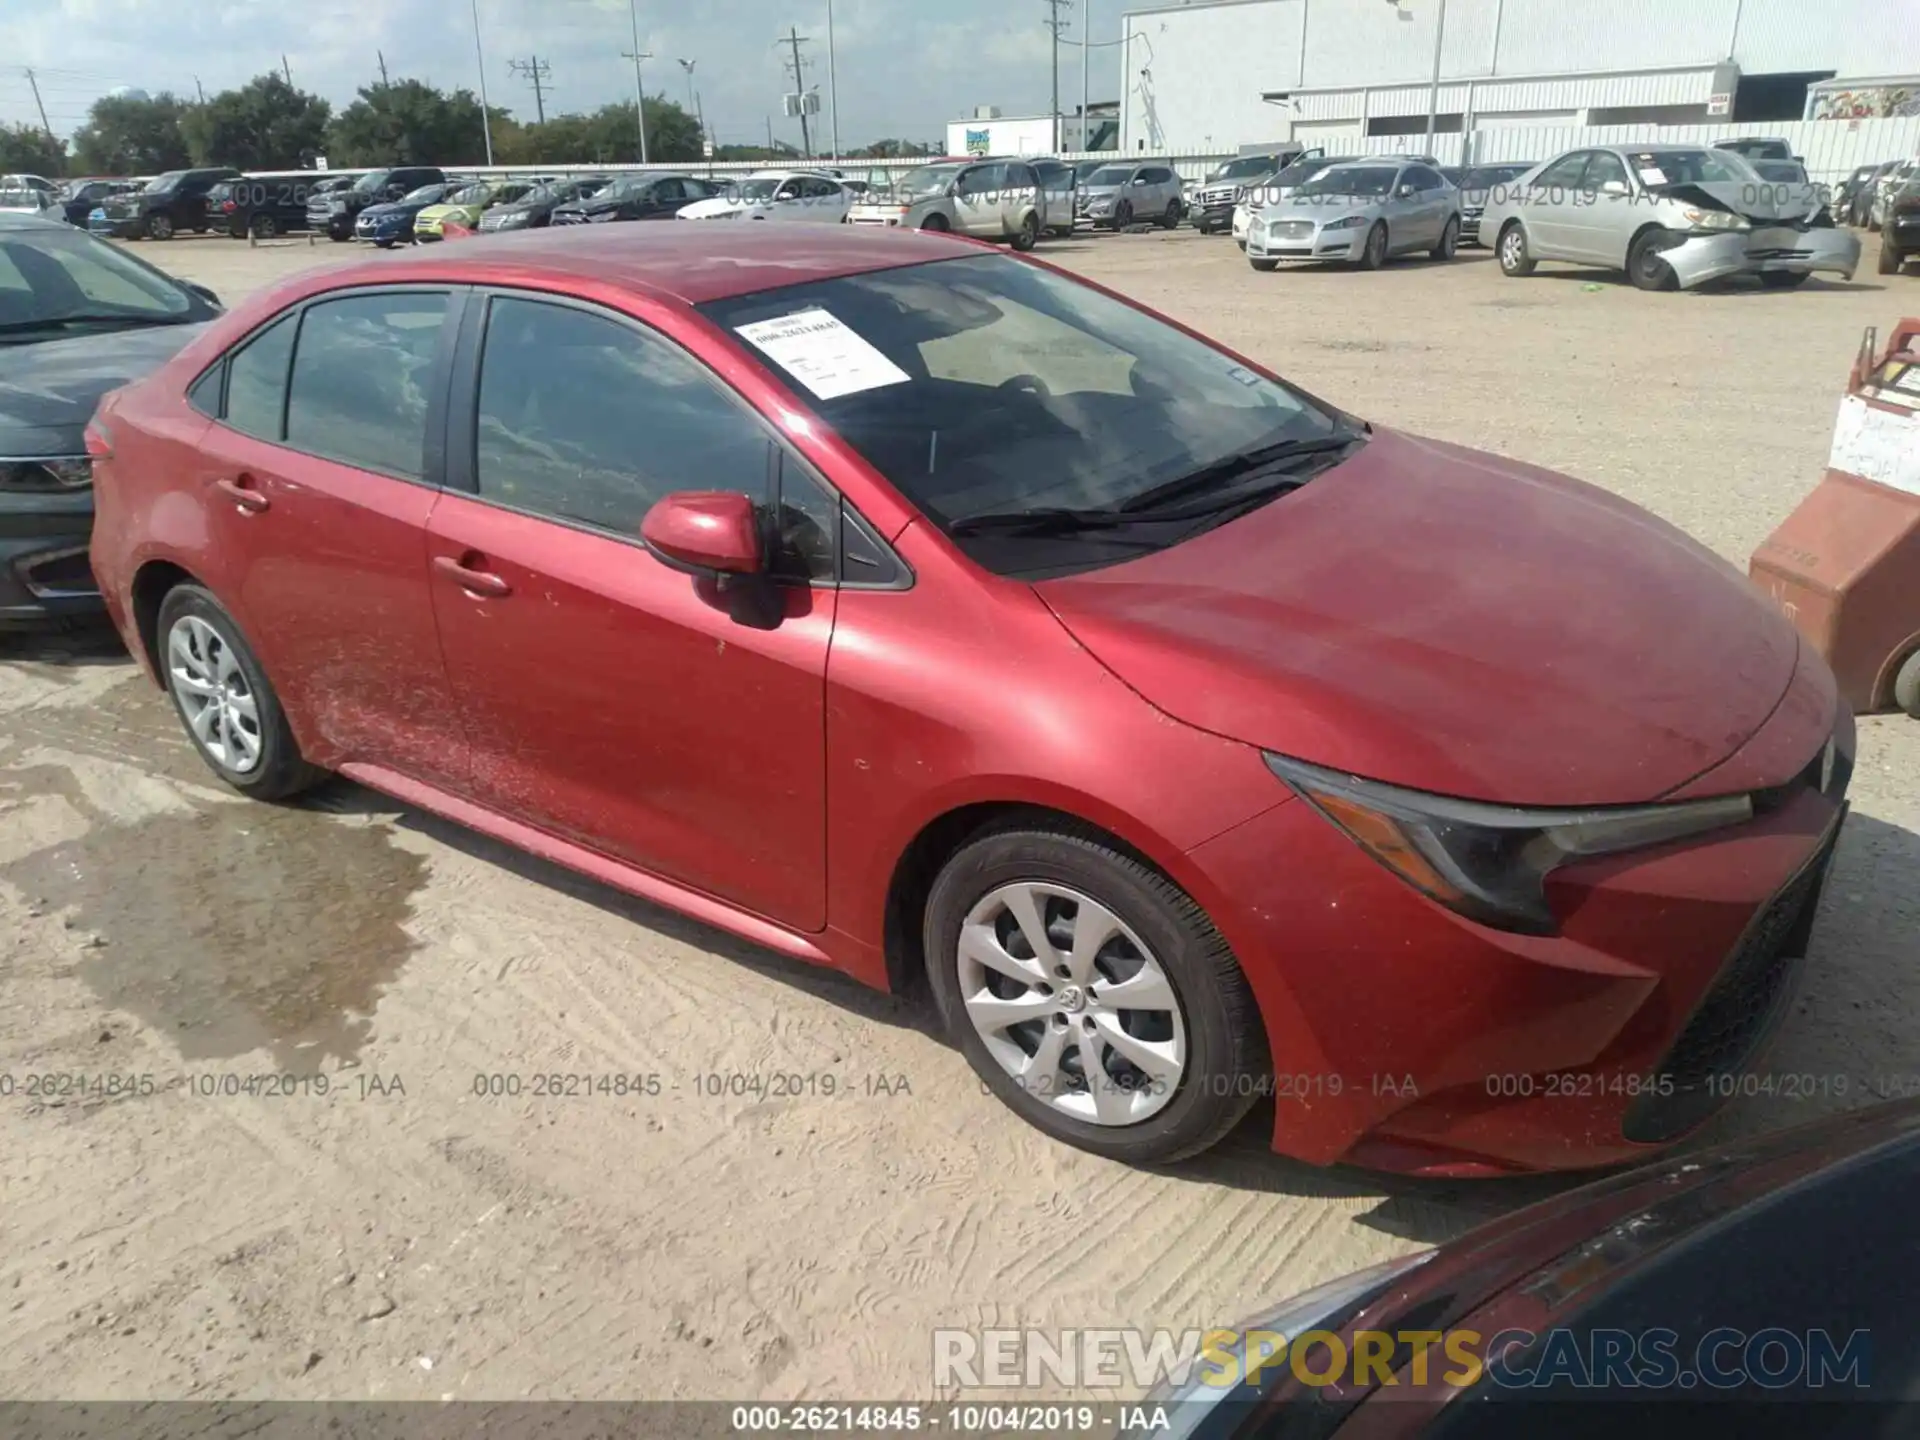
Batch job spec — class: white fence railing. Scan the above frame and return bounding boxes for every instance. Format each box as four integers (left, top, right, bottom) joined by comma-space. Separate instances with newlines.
426, 115, 1920, 191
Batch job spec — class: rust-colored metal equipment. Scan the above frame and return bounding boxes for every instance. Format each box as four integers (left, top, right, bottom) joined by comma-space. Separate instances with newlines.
1750, 320, 1920, 718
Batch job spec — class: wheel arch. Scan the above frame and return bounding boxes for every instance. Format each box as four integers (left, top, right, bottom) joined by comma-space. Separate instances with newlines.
129, 558, 204, 687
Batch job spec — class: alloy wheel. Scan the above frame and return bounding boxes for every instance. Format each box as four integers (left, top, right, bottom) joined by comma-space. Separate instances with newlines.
166, 615, 263, 775
955, 881, 1187, 1126
1500, 227, 1524, 271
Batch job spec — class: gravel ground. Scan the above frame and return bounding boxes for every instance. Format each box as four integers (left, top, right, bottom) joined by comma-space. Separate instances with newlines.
1, 224, 1915, 1403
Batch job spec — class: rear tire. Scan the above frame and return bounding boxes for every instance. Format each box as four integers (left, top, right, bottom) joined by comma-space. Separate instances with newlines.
1627, 229, 1680, 291
1431, 214, 1459, 261
923, 822, 1268, 1165
156, 585, 323, 802
147, 213, 174, 241
1880, 241, 1905, 275
249, 213, 278, 240
1010, 211, 1040, 251
920, 214, 950, 232
1112, 200, 1133, 231
1497, 221, 1536, 276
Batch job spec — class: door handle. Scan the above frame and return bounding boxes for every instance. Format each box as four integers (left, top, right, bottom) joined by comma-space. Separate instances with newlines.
433, 552, 512, 598
212, 475, 269, 513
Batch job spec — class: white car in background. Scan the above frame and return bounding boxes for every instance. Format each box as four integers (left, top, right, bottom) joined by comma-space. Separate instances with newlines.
677, 170, 854, 223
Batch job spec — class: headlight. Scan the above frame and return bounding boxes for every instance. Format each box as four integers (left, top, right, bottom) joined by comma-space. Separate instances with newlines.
1683, 208, 1751, 232
0, 457, 92, 491
1323, 213, 1368, 230
1264, 753, 1756, 934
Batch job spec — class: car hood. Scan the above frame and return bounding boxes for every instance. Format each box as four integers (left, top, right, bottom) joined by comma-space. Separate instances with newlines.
1285, 193, 1389, 214
0, 320, 208, 454
358, 201, 411, 220
1650, 179, 1819, 224
1080, 185, 1125, 200
678, 196, 756, 219
1034, 427, 1802, 807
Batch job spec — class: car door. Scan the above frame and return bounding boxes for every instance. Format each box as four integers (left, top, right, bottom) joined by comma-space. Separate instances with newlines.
953, 163, 1005, 235
1518, 150, 1591, 258
1565, 149, 1638, 264
1393, 165, 1444, 249
423, 291, 835, 931
188, 286, 469, 788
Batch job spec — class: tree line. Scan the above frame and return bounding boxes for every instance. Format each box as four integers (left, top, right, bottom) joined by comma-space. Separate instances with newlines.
0, 70, 939, 178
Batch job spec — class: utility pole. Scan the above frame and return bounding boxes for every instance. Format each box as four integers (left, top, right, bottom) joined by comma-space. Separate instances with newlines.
22, 68, 52, 142
1423, 0, 1449, 149
508, 55, 551, 124
781, 27, 814, 159
624, 0, 650, 164
192, 76, 206, 106
282, 54, 293, 85
377, 50, 391, 86
469, 0, 495, 165
826, 0, 840, 161
766, 114, 775, 153
1043, 0, 1072, 153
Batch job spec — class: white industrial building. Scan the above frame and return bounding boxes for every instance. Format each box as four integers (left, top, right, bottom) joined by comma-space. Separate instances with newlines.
1118, 0, 1920, 154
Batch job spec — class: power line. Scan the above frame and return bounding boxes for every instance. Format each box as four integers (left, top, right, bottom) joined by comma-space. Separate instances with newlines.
507, 54, 552, 123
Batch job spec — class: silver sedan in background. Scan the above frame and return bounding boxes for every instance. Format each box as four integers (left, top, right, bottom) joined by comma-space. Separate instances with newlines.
1481, 145, 1861, 291
1244, 160, 1461, 271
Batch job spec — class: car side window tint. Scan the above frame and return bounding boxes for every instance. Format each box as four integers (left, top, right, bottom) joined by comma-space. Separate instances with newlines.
284, 291, 448, 479
772, 456, 839, 583
224, 314, 298, 441
1406, 166, 1443, 191
186, 362, 224, 420
1534, 152, 1590, 190
473, 296, 768, 536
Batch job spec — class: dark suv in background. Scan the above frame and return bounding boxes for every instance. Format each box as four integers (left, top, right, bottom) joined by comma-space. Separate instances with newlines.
92, 168, 240, 240
308, 166, 446, 240
211, 171, 354, 238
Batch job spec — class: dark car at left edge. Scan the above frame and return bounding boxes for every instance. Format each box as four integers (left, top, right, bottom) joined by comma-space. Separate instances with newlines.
0, 213, 219, 627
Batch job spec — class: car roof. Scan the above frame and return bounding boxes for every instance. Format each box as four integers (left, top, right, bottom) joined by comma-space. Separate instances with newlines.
277, 222, 985, 307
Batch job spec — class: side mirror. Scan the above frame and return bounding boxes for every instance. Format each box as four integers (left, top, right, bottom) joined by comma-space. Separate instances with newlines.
1600, 179, 1630, 196
1132, 176, 1149, 185
183, 281, 221, 308
1397, 184, 1416, 198
642, 491, 764, 577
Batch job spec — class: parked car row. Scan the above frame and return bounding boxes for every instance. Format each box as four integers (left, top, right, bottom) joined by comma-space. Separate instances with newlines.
1221, 144, 1863, 292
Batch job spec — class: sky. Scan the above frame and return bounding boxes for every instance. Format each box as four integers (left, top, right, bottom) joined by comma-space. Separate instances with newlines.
0, 0, 1135, 151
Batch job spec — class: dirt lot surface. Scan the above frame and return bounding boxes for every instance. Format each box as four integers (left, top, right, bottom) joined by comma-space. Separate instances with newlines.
2, 226, 1917, 1403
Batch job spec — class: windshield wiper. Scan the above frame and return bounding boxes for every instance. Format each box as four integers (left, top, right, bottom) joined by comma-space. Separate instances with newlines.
1117, 430, 1364, 515
0, 312, 192, 336
947, 506, 1154, 538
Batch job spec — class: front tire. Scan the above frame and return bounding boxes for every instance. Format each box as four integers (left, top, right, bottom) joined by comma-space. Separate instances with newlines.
1497, 221, 1536, 276
920, 213, 950, 233
147, 213, 174, 241
924, 823, 1268, 1165
249, 213, 278, 240
156, 585, 322, 802
1010, 211, 1039, 252
1627, 228, 1680, 291
1893, 647, 1920, 719
1111, 200, 1133, 231
1880, 241, 1905, 275
1354, 221, 1387, 270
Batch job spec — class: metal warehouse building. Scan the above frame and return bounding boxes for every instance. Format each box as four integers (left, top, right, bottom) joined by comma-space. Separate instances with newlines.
1119, 0, 1920, 153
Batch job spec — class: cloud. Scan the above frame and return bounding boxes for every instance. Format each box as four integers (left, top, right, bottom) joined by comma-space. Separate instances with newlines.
0, 0, 1133, 151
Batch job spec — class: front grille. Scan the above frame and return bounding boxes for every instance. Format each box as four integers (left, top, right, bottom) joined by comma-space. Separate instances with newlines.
1621, 813, 1844, 1145
1270, 219, 1315, 241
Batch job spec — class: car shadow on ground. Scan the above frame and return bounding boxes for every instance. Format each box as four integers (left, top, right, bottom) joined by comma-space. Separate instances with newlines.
301, 776, 940, 1040
1519, 265, 1884, 296
0, 620, 132, 669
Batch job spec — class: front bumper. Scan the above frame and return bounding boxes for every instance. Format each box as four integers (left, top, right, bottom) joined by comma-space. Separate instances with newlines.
90, 213, 143, 239
1183, 680, 1852, 1177
0, 489, 101, 627
1662, 224, 1862, 288
1246, 217, 1368, 262
355, 215, 408, 242
1888, 211, 1920, 251
1460, 208, 1487, 243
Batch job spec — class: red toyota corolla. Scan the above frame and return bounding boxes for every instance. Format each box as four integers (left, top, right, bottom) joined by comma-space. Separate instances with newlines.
86, 225, 1851, 1176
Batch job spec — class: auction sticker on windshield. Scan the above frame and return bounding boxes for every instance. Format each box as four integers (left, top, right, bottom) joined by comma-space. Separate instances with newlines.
734, 308, 911, 400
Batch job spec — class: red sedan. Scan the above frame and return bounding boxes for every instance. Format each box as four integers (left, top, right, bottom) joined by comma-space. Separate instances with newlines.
86, 225, 1852, 1175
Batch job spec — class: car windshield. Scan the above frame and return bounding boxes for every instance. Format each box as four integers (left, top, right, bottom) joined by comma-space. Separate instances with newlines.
1458, 165, 1532, 189
1294, 166, 1398, 197
1209, 155, 1282, 181
143, 171, 185, 193
734, 178, 785, 201
351, 171, 392, 194
1271, 158, 1343, 186
699, 253, 1352, 578
0, 225, 206, 337
1085, 166, 1135, 187
400, 183, 445, 204
1633, 150, 1751, 185
1751, 160, 1808, 183
896, 166, 962, 198
444, 184, 490, 205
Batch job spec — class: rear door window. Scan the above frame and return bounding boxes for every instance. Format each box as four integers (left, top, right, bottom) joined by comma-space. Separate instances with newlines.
223, 316, 298, 441
283, 291, 450, 479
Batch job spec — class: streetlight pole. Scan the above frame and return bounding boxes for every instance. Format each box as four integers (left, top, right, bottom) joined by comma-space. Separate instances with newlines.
1081, 0, 1090, 152
826, 0, 841, 162
469, 0, 494, 164
627, 0, 650, 164
1423, 0, 1448, 150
